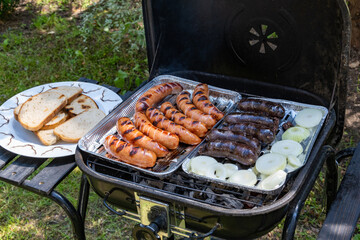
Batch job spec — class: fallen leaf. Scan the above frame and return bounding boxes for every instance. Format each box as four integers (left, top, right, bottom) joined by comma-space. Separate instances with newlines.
349, 60, 360, 68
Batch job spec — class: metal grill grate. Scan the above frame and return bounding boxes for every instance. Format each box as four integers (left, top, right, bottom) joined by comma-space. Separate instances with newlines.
86, 156, 287, 209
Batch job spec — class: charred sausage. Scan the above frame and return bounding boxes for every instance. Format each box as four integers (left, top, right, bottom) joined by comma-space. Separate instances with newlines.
192, 83, 224, 121
206, 129, 261, 154
199, 140, 258, 166
116, 117, 169, 157
160, 102, 208, 137
224, 112, 279, 129
220, 122, 276, 144
176, 91, 217, 129
146, 107, 201, 145
237, 98, 285, 118
134, 111, 179, 150
104, 135, 157, 168
135, 82, 183, 112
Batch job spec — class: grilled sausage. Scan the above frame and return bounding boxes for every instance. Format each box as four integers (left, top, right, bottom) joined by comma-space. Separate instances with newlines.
116, 117, 169, 157
160, 102, 208, 137
199, 140, 258, 166
224, 112, 279, 129
220, 122, 276, 144
176, 91, 217, 129
145, 107, 201, 145
192, 83, 224, 121
135, 82, 183, 112
134, 111, 179, 150
206, 129, 261, 154
104, 135, 157, 168
237, 98, 285, 118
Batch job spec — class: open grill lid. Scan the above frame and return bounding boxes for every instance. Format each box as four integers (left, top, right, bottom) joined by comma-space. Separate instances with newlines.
141, 0, 350, 144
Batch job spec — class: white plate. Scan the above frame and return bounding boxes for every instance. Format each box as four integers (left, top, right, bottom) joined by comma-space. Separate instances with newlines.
0, 81, 122, 158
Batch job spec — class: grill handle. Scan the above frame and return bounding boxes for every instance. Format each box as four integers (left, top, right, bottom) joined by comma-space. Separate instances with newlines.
103, 190, 127, 216
188, 223, 221, 239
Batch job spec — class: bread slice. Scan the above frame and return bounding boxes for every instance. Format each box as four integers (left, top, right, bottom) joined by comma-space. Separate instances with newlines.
18, 91, 67, 131
35, 129, 59, 146
54, 109, 105, 143
41, 110, 69, 130
64, 94, 98, 117
46, 86, 83, 103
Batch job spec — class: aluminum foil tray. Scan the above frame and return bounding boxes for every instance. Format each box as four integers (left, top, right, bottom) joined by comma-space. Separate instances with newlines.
78, 75, 241, 177
181, 97, 328, 195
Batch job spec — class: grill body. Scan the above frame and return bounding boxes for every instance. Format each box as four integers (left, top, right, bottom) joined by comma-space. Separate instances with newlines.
75, 0, 350, 238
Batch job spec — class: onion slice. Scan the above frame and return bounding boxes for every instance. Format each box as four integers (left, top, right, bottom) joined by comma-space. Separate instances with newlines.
228, 170, 257, 187
282, 126, 310, 143
257, 170, 287, 190
255, 153, 287, 175
271, 140, 303, 157
190, 156, 218, 175
224, 163, 238, 178
295, 108, 323, 128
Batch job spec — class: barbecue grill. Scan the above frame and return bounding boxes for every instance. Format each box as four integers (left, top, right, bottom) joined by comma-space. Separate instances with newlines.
75, 0, 351, 239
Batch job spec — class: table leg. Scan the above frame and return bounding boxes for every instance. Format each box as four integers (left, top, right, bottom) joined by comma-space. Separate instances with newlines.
49, 190, 86, 240
78, 173, 90, 221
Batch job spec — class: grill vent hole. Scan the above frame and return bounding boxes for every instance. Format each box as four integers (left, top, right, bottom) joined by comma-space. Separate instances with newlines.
248, 24, 278, 54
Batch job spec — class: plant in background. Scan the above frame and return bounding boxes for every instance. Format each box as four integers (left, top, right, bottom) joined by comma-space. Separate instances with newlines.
32, 13, 69, 33
79, 0, 148, 89
0, 0, 20, 18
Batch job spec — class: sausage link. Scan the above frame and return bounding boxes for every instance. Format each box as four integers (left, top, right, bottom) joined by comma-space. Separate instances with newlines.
146, 107, 201, 145
176, 91, 217, 129
224, 112, 279, 129
135, 82, 183, 112
220, 122, 276, 144
104, 135, 157, 168
160, 102, 208, 137
206, 129, 261, 154
199, 140, 257, 166
134, 112, 179, 150
192, 83, 224, 121
116, 117, 169, 157
237, 98, 285, 118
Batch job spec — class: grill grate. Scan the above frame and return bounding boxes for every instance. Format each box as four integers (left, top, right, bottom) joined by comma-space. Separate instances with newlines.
86, 156, 287, 209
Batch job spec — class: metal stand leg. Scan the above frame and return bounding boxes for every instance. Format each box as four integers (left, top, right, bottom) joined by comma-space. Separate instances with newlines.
78, 173, 90, 221
49, 190, 86, 240
325, 150, 337, 213
282, 146, 335, 240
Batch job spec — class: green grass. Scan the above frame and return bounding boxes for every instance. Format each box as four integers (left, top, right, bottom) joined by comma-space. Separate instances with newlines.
0, 0, 359, 239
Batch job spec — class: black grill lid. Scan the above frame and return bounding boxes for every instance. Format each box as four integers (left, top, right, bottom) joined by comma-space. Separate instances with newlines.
142, 0, 350, 107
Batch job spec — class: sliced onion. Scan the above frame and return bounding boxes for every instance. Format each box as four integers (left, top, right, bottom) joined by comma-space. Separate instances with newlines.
257, 170, 287, 190
205, 163, 227, 180
271, 140, 303, 157
282, 126, 310, 143
190, 156, 218, 175
255, 153, 287, 175
287, 155, 302, 168
228, 170, 257, 187
295, 108, 323, 128
223, 163, 238, 178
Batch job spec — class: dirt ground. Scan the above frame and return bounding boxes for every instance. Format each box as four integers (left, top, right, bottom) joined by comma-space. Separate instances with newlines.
342, 48, 360, 148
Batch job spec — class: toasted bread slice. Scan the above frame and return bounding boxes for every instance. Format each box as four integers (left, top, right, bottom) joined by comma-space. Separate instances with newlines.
35, 129, 59, 146
53, 109, 105, 143
64, 94, 98, 117
41, 110, 69, 130
18, 91, 67, 131
46, 86, 83, 103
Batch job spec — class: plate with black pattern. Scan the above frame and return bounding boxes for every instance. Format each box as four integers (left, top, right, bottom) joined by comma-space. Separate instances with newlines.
0, 81, 122, 158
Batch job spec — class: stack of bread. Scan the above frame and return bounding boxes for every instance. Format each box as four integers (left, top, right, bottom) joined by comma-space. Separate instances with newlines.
14, 86, 105, 145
